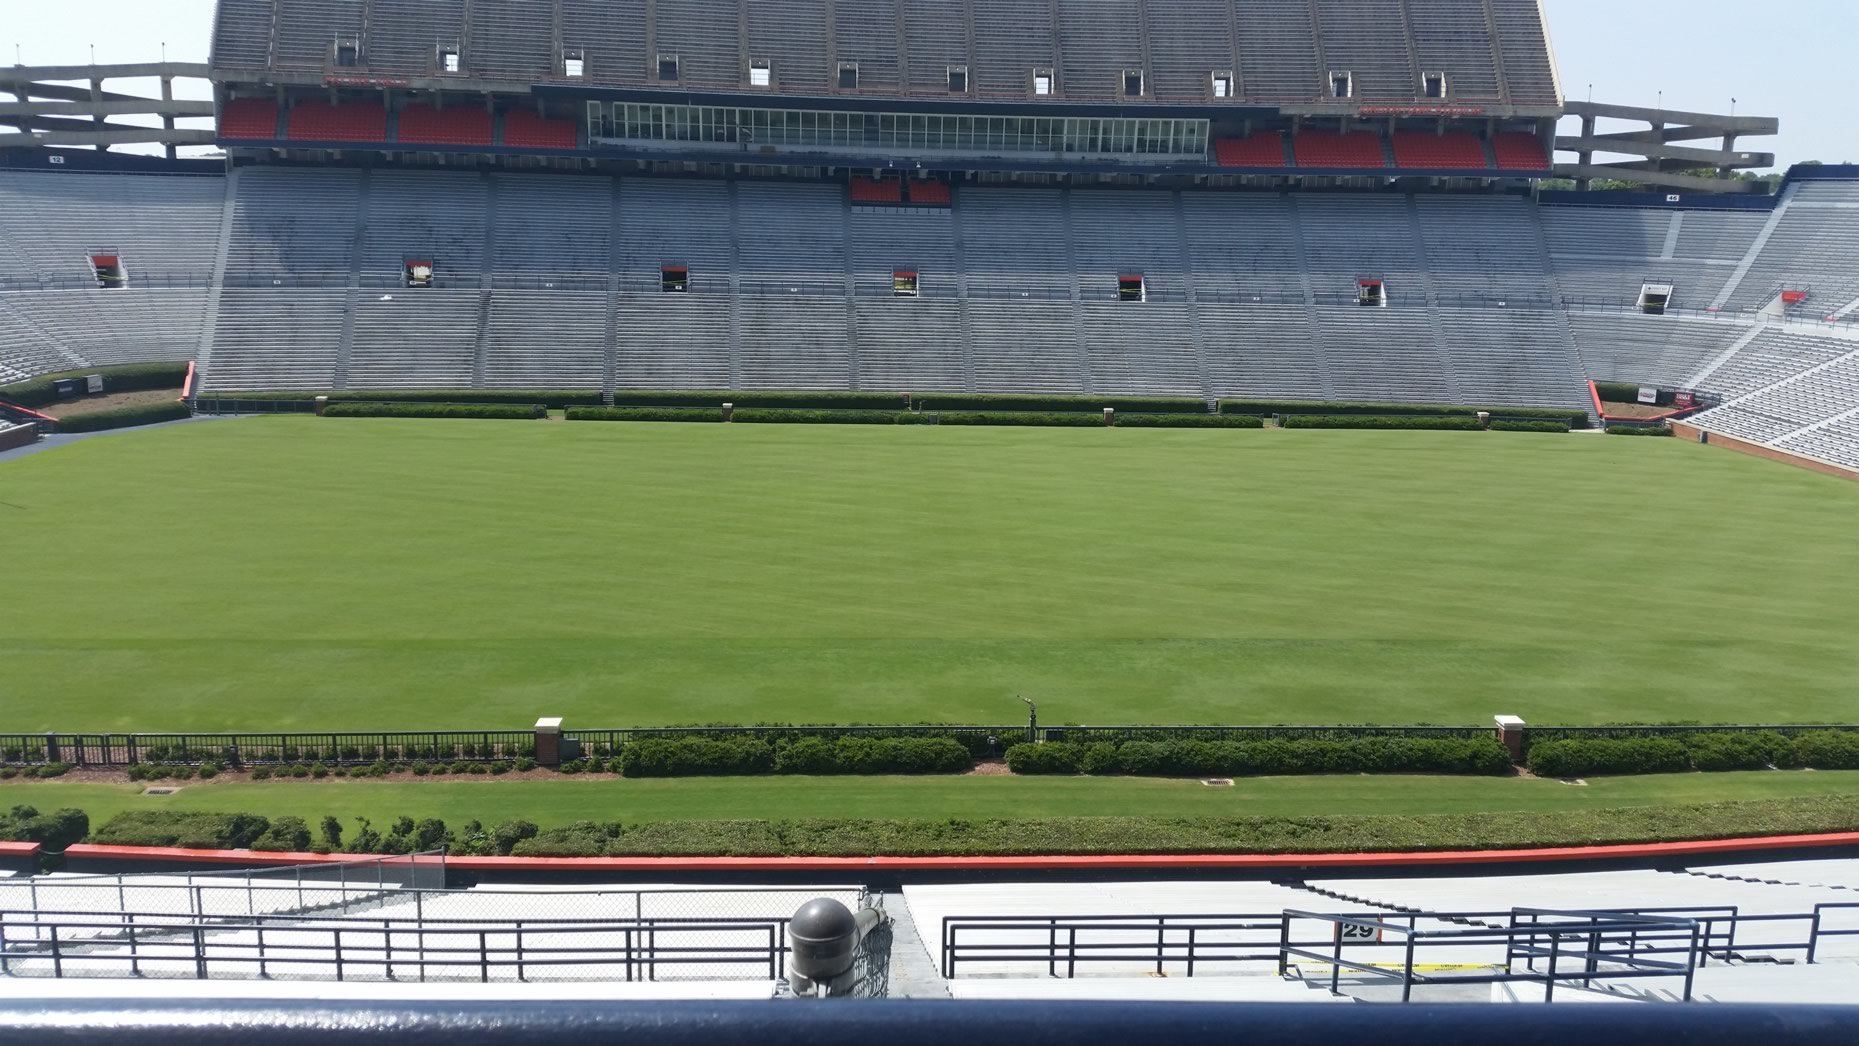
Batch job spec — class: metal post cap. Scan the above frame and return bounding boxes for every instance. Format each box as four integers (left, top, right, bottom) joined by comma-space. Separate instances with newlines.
789, 898, 858, 944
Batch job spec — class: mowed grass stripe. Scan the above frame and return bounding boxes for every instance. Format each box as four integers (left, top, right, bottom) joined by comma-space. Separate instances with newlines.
2, 417, 1856, 730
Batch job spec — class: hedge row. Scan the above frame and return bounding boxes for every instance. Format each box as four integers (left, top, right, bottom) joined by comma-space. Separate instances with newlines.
1004, 738, 1513, 777
66, 795, 1859, 857
0, 363, 189, 409
1607, 424, 1674, 436
212, 389, 604, 408
1113, 413, 1264, 428
1489, 419, 1572, 433
1527, 731, 1859, 777
619, 736, 973, 777
1278, 415, 1485, 431
55, 401, 192, 433
322, 402, 545, 420
610, 390, 909, 410
1219, 399, 1590, 426
937, 411, 1104, 427
0, 805, 89, 852
568, 406, 720, 423
915, 394, 1206, 414
1595, 382, 1674, 406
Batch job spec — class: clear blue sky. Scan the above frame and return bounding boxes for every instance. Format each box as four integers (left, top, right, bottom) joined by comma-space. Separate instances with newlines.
7, 0, 1848, 169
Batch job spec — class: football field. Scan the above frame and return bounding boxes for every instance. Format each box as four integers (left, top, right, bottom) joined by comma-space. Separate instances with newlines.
4, 416, 1856, 732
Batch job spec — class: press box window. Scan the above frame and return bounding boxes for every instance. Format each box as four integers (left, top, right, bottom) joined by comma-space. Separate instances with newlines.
1422, 72, 1446, 99
1122, 69, 1144, 97
563, 49, 586, 79
333, 35, 360, 67
438, 46, 462, 74
838, 63, 859, 89
1357, 278, 1386, 307
1211, 73, 1233, 98
657, 54, 680, 81
893, 270, 919, 298
1033, 68, 1053, 96
1329, 71, 1353, 99
1118, 274, 1145, 303
661, 265, 689, 293
749, 61, 771, 87
947, 66, 968, 93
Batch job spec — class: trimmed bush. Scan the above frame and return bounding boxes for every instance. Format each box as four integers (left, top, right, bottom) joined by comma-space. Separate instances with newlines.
93, 811, 270, 849
1795, 732, 1859, 770
936, 411, 1105, 427
567, 406, 723, 423
771, 737, 973, 775
619, 737, 776, 777
209, 389, 604, 408
1490, 420, 1571, 433
0, 363, 189, 409
610, 390, 910, 410
252, 816, 312, 852
730, 409, 913, 425
1113, 413, 1265, 428
1685, 732, 1794, 772
0, 806, 90, 851
55, 401, 192, 433
1278, 415, 1484, 431
512, 821, 626, 857
1014, 738, 1513, 777
916, 394, 1206, 414
1005, 742, 1083, 775
1220, 399, 1589, 427
1527, 738, 1691, 778
489, 818, 539, 856
1607, 424, 1674, 436
1594, 382, 1645, 404
322, 401, 544, 420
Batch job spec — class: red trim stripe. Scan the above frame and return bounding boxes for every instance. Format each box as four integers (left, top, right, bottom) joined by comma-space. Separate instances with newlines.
58, 830, 1859, 872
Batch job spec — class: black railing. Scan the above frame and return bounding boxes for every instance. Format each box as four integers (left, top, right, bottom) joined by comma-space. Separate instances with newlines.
0, 910, 791, 982
1278, 908, 1702, 1003
943, 905, 1859, 991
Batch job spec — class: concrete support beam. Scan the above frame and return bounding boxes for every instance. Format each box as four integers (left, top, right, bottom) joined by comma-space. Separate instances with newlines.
1551, 162, 1768, 194
0, 99, 215, 117
1554, 135, 1771, 169
0, 127, 217, 147
0, 62, 211, 82
1563, 99, 1779, 136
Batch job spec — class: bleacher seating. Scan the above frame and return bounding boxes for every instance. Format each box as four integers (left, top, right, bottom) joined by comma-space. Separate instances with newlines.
906, 180, 952, 207
209, 0, 1565, 107
6, 164, 1859, 455
1391, 132, 1487, 170
1292, 131, 1388, 169
1213, 134, 1286, 168
1492, 132, 1551, 171
396, 103, 493, 146
850, 177, 904, 205
503, 109, 578, 149
287, 100, 389, 143
218, 98, 279, 140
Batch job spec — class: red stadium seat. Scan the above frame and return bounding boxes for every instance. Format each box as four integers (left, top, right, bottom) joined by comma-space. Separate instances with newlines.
850, 176, 903, 204
1391, 131, 1488, 170
287, 100, 388, 143
1492, 132, 1551, 171
905, 179, 951, 206
396, 103, 493, 146
1292, 130, 1387, 168
1213, 133, 1286, 167
219, 98, 278, 140
503, 109, 577, 149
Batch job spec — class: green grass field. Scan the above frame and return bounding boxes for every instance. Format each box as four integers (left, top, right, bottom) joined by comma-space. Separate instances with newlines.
6, 771, 1858, 828
4, 417, 1857, 732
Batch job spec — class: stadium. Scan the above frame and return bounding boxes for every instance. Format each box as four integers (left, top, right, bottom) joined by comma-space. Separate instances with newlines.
2, 0, 1859, 1031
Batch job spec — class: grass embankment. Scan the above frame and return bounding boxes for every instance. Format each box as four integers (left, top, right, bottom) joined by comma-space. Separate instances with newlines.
10, 772, 1859, 855
4, 417, 1857, 731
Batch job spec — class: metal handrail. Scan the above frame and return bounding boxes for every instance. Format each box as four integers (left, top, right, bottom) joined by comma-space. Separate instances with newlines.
0, 910, 792, 982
